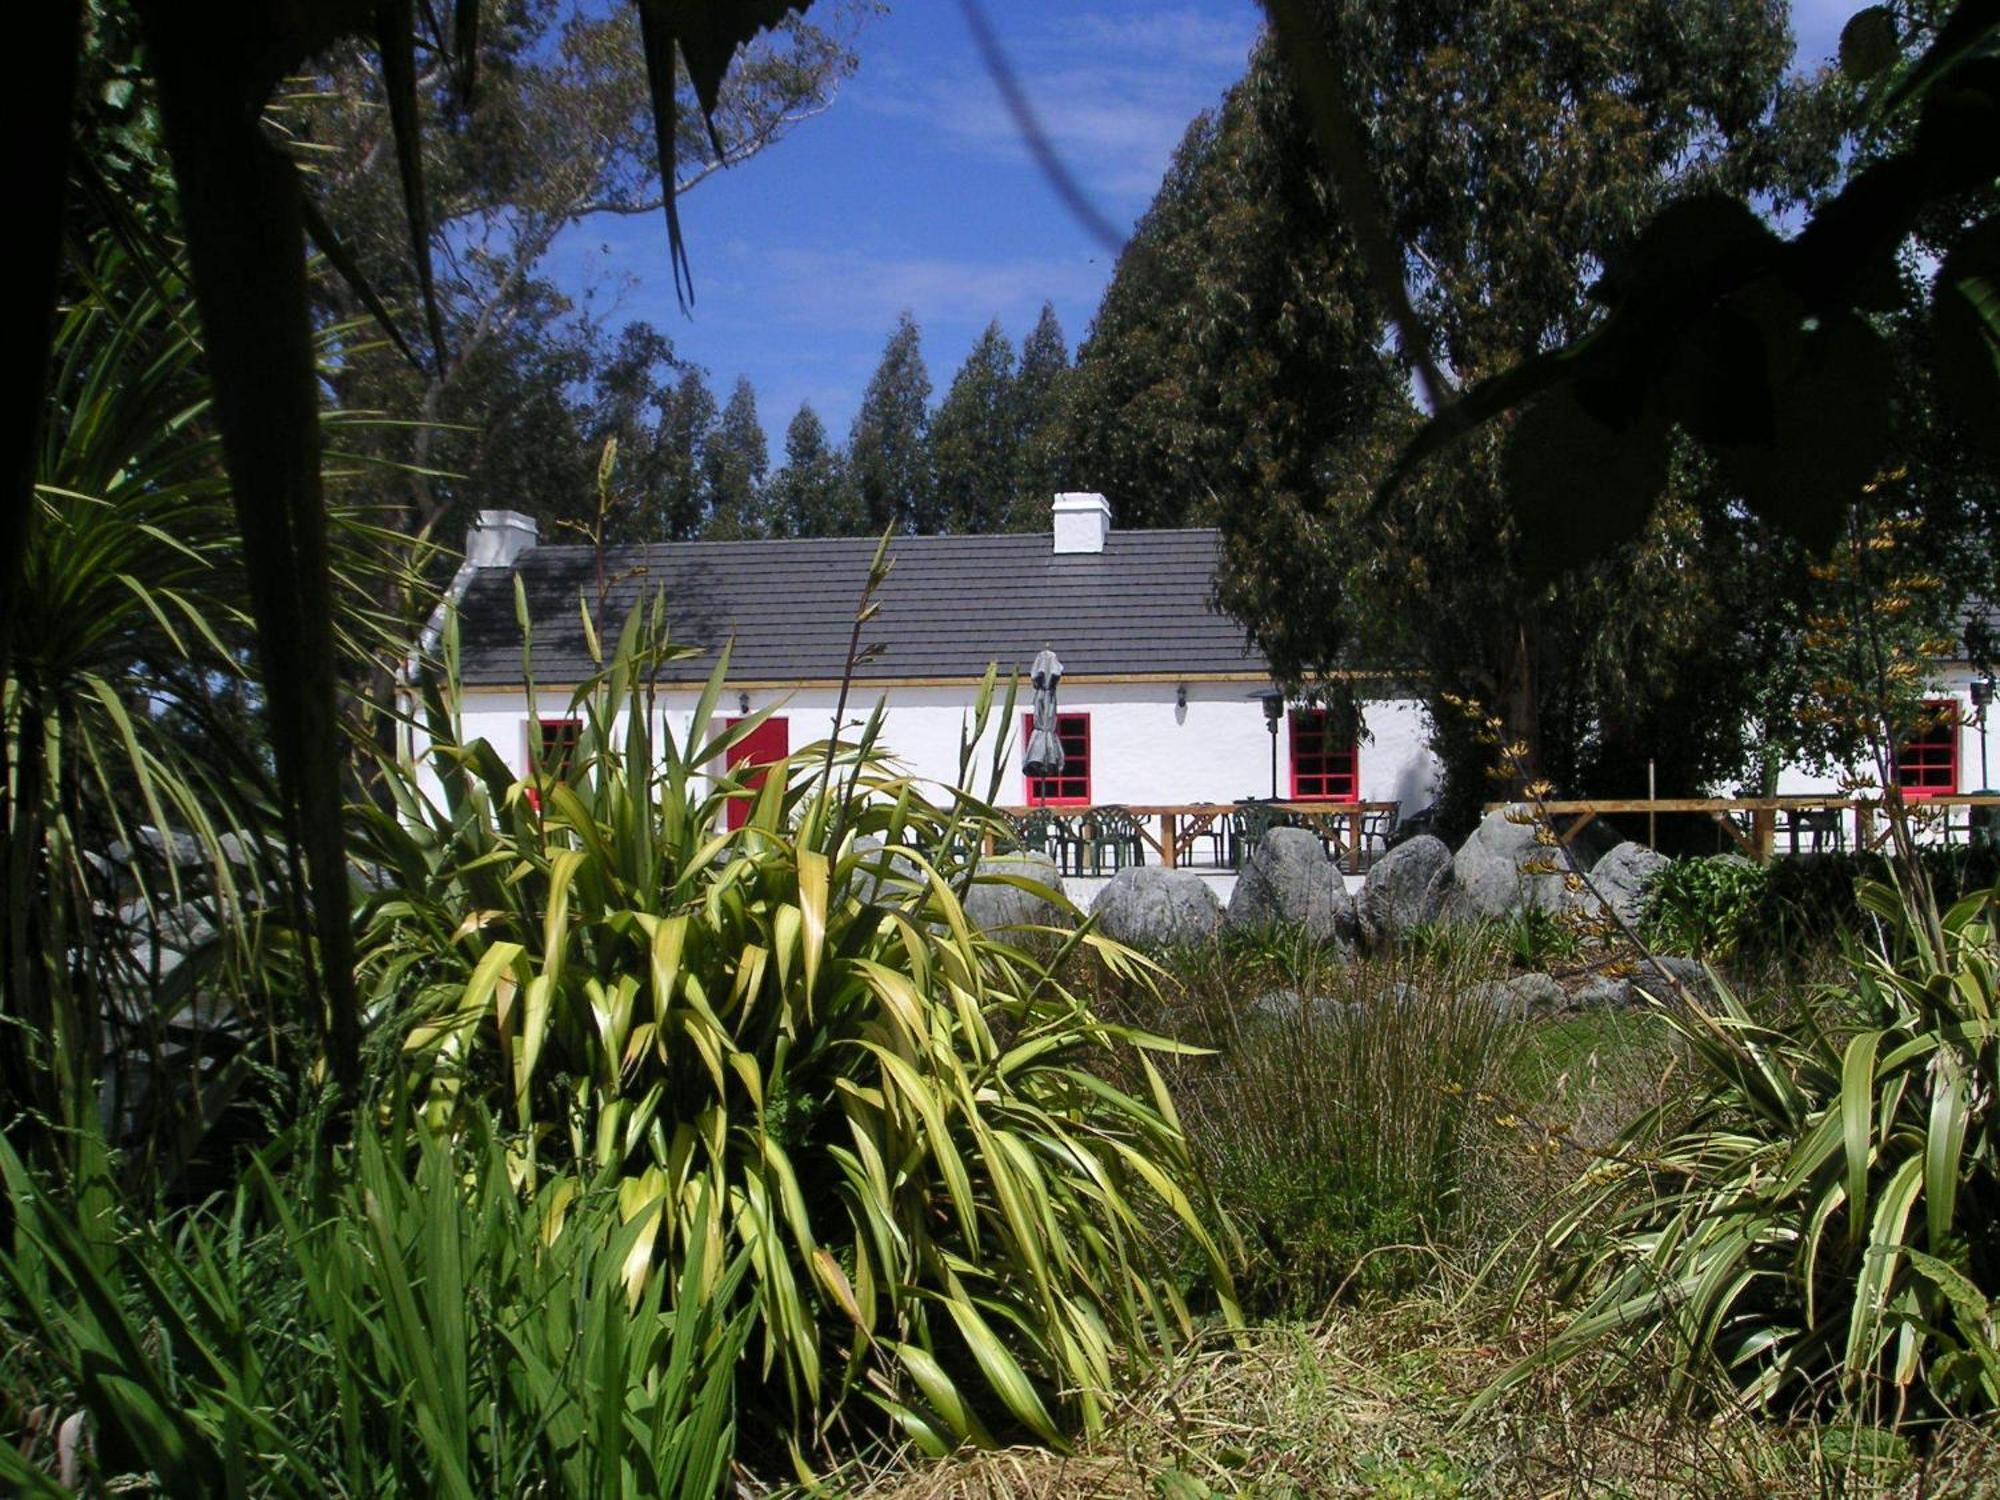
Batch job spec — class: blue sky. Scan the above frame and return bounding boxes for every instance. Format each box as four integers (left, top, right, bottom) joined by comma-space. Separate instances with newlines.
545, 0, 1858, 452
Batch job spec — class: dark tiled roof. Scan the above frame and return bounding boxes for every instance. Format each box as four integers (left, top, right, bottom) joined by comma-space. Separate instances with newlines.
451, 530, 1271, 686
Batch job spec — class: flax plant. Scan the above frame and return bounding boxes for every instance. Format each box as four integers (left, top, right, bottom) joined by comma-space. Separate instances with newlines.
1494, 876, 2000, 1420
357, 590, 1238, 1457
2, 242, 420, 1187
0, 1116, 748, 1496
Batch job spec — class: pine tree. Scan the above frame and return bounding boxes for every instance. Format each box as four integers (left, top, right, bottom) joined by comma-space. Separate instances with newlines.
768, 403, 858, 537
656, 367, 718, 541
848, 312, 936, 534
1010, 302, 1071, 529
702, 377, 770, 539
930, 321, 1018, 533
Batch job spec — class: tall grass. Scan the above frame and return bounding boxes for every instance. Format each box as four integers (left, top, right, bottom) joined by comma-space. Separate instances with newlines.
0, 1116, 749, 1496
1150, 934, 1521, 1313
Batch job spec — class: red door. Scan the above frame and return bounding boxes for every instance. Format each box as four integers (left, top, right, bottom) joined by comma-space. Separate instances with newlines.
723, 716, 788, 829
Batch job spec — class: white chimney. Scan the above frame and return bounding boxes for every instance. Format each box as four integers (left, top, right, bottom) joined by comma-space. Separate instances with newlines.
465, 509, 538, 568
1052, 491, 1111, 555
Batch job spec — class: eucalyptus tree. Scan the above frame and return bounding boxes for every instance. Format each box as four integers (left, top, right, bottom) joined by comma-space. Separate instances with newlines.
768, 402, 858, 538
1073, 2, 1854, 824
296, 1, 861, 543
702, 376, 771, 539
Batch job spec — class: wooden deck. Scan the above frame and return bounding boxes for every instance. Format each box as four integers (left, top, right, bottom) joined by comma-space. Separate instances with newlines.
996, 801, 1401, 875
1481, 793, 2000, 863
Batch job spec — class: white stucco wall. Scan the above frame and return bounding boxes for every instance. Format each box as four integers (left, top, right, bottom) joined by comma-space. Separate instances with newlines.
414, 678, 1445, 818
1771, 667, 1996, 797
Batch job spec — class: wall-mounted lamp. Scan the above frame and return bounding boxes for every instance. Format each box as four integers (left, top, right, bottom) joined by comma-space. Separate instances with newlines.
737, 691, 751, 715
1175, 683, 1187, 711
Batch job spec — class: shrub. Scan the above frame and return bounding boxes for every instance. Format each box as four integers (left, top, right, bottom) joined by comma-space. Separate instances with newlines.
1505, 878, 2000, 1421
1640, 854, 1769, 957
1751, 845, 2000, 956
1502, 905, 1585, 970
358, 599, 1236, 1454
0, 1118, 748, 1496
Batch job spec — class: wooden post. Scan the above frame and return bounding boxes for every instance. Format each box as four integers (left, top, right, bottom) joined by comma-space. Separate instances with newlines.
1160, 812, 1177, 869
1647, 760, 1656, 849
1752, 805, 1775, 864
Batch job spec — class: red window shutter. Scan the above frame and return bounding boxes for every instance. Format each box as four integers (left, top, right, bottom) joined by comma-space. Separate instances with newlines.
723, 716, 790, 829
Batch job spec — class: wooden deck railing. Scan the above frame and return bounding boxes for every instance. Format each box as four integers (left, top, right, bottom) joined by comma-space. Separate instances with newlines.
1480, 793, 2000, 863
995, 801, 1401, 875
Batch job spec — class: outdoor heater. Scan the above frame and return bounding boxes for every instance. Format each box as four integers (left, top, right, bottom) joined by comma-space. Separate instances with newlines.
1253, 688, 1285, 799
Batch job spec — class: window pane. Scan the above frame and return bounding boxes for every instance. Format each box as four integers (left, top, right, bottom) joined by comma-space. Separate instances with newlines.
1025, 712, 1090, 805
1895, 700, 1957, 797
1288, 708, 1356, 801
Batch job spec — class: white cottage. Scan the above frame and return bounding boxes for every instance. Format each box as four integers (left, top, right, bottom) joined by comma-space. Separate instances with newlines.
411, 494, 1998, 877
416, 494, 1444, 844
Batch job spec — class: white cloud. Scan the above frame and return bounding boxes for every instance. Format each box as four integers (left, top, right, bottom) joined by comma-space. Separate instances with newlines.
862, 3, 1260, 207
753, 247, 1107, 336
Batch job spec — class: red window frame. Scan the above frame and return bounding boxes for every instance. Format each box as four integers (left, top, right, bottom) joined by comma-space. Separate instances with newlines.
1895, 699, 1958, 798
722, 715, 790, 830
1023, 712, 1091, 806
525, 717, 582, 810
1288, 708, 1358, 802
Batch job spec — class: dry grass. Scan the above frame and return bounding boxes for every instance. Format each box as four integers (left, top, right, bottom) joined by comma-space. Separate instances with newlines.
826, 1291, 2000, 1498
820, 941, 2000, 1498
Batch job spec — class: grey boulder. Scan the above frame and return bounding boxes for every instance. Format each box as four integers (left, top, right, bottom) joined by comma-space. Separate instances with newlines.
1450, 806, 1577, 919
1092, 867, 1223, 950
1226, 827, 1356, 944
848, 836, 927, 906
1569, 974, 1636, 1011
1358, 834, 1452, 946
1588, 841, 1670, 930
1628, 954, 1716, 1006
1472, 970, 1566, 1019
1244, 988, 1361, 1030
964, 852, 1072, 938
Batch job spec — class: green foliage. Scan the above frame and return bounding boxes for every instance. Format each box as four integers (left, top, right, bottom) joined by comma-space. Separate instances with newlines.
848, 312, 938, 535
0, 1117, 749, 1497
360, 601, 1236, 1452
4, 242, 412, 1182
1157, 947, 1515, 1313
1384, 0, 2000, 569
1640, 855, 1771, 957
1508, 879, 2000, 1421
1067, 53, 1390, 532
1108, 1, 1843, 817
1751, 844, 2000, 955
1502, 906, 1585, 971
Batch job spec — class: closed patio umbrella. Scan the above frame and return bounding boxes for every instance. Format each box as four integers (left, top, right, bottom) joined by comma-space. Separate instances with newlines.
1023, 647, 1066, 776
